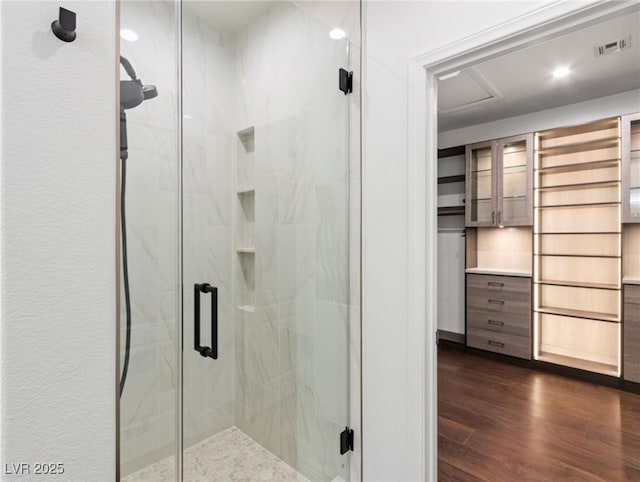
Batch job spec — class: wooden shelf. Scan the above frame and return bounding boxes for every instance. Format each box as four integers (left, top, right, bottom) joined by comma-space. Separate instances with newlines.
537, 352, 618, 377
535, 254, 620, 260
537, 117, 619, 143
535, 279, 620, 290
536, 158, 619, 174
537, 137, 619, 156
438, 175, 464, 184
536, 201, 620, 209
536, 306, 619, 323
536, 180, 620, 192
535, 231, 620, 235
438, 206, 464, 216
465, 267, 531, 277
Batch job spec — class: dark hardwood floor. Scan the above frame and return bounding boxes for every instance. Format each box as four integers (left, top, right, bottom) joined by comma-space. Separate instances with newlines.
438, 346, 640, 481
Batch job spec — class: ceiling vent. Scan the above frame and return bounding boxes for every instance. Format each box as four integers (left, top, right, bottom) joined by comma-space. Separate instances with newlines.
594, 35, 631, 57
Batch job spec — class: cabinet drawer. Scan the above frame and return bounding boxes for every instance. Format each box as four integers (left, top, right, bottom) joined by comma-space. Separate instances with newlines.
467, 288, 530, 314
467, 309, 531, 337
467, 273, 531, 294
624, 316, 640, 383
625, 302, 640, 322
467, 328, 531, 360
625, 285, 640, 305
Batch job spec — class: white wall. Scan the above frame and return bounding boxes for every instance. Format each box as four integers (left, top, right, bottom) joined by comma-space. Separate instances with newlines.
361, 1, 589, 480
0, 1, 116, 480
440, 88, 640, 148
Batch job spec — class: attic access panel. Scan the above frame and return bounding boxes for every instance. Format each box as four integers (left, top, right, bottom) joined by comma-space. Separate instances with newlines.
438, 70, 500, 113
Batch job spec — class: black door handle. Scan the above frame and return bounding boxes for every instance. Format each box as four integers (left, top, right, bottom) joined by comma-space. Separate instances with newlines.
194, 283, 218, 359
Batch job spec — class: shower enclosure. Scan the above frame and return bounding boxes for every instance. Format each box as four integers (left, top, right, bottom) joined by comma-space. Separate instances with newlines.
118, 1, 360, 480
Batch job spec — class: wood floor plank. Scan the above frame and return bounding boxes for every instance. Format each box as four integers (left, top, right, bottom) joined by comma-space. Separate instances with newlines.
438, 346, 640, 481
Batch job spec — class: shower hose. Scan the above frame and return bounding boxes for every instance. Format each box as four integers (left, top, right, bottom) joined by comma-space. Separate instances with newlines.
119, 157, 132, 397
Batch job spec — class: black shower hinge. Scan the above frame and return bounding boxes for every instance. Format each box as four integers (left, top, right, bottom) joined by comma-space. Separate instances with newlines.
340, 426, 354, 454
339, 68, 353, 95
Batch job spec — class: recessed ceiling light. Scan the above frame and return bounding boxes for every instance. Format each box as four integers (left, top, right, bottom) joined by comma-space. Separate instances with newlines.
552, 66, 571, 79
329, 28, 346, 40
120, 29, 138, 42
439, 71, 461, 81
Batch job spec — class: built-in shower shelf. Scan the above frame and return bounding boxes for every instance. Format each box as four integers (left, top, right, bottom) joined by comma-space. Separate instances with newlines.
236, 127, 256, 313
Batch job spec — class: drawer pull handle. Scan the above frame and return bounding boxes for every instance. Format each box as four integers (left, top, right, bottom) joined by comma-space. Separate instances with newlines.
488, 299, 505, 305
488, 319, 504, 326
488, 282, 504, 287
488, 340, 504, 348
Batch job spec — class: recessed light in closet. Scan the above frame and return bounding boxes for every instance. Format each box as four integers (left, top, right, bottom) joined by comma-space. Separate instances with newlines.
552, 66, 571, 79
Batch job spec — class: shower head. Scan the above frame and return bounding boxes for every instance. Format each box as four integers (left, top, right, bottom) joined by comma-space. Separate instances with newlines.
120, 56, 158, 110
142, 84, 158, 100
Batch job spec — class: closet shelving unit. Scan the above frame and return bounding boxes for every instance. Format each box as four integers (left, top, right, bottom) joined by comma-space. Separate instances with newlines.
437, 147, 466, 217
622, 113, 640, 383
533, 117, 621, 376
236, 127, 255, 313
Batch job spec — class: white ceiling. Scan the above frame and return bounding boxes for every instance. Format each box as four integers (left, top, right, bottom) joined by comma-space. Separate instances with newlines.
182, 1, 276, 31
438, 10, 640, 132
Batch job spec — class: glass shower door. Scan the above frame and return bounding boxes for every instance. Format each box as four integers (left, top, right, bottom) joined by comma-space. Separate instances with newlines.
118, 1, 180, 480
181, 1, 353, 480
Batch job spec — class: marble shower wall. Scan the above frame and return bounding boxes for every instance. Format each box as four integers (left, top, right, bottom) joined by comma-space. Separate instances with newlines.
232, 4, 353, 481
119, 1, 359, 480
181, 4, 237, 450
119, 0, 180, 477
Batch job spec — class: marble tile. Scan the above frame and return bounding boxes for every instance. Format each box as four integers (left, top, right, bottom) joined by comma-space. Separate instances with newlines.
314, 414, 349, 481
205, 225, 233, 316
183, 140, 207, 195
280, 430, 323, 482
315, 301, 348, 426
279, 225, 316, 336
256, 191, 279, 293
205, 348, 234, 409
279, 370, 316, 444
235, 398, 281, 460
247, 303, 280, 386
183, 380, 208, 447
206, 400, 235, 437
206, 134, 234, 227
158, 341, 176, 394
316, 182, 349, 305
279, 328, 314, 388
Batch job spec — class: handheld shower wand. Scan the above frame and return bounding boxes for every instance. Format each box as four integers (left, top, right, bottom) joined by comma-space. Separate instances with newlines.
119, 56, 157, 397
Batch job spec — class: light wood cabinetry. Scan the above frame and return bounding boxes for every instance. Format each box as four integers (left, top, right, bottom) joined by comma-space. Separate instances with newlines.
466, 134, 533, 227
622, 113, 640, 223
533, 118, 622, 376
466, 273, 532, 359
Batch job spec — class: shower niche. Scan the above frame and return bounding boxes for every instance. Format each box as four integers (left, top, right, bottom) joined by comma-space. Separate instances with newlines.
236, 127, 256, 312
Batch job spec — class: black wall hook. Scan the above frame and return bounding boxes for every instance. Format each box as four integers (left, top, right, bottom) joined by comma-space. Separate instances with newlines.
51, 7, 76, 42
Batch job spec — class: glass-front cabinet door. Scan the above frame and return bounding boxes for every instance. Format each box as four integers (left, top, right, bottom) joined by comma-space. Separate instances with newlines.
623, 113, 640, 222
466, 141, 497, 226
465, 135, 533, 227
498, 134, 533, 226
